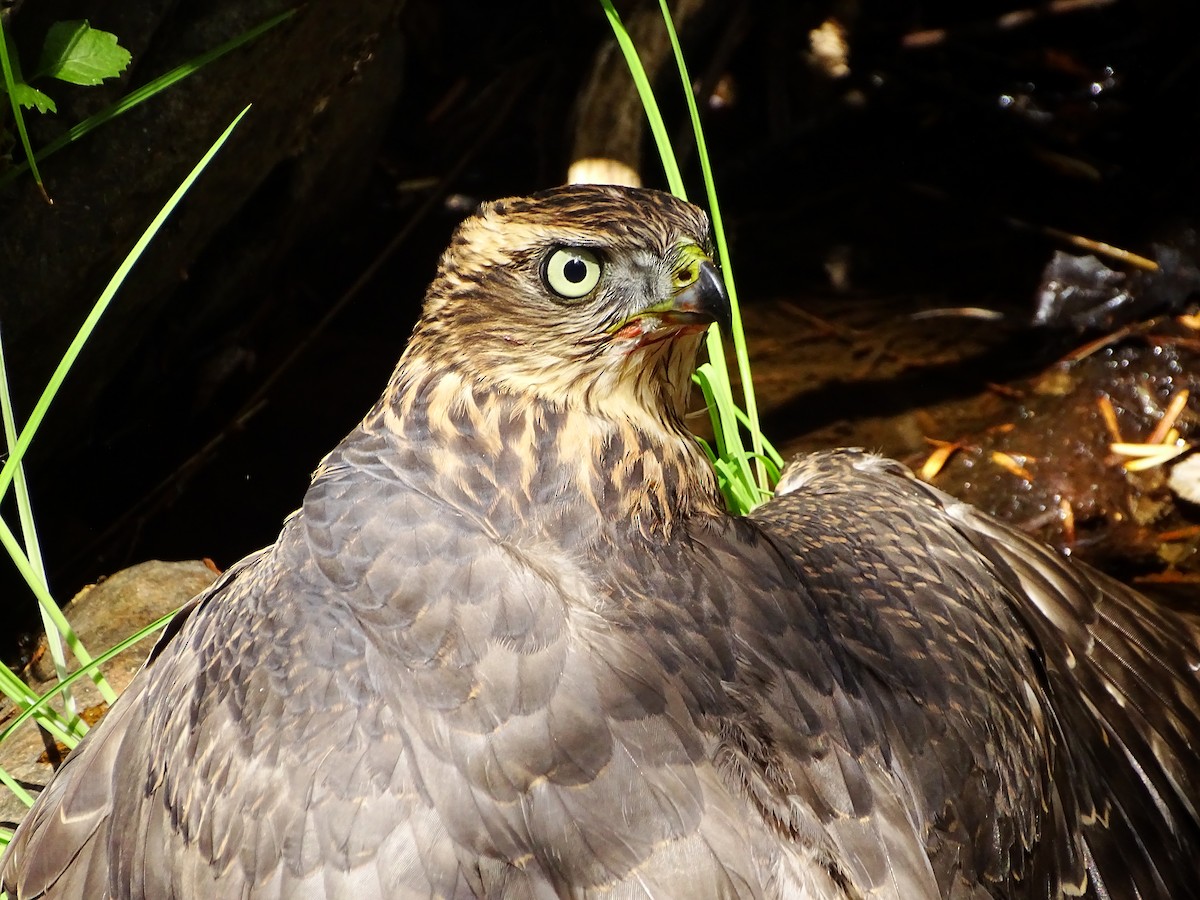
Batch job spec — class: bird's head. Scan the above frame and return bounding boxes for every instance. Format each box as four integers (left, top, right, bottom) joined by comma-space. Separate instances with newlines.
401, 184, 728, 426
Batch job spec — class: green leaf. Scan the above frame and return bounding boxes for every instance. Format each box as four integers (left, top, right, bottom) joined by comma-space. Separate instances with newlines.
37, 20, 131, 86
9, 82, 55, 113
0, 9, 294, 189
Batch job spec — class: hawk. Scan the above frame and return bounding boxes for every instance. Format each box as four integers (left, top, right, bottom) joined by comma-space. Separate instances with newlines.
2, 185, 1198, 898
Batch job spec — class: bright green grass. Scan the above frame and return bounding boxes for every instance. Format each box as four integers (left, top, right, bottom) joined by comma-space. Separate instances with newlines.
0, 108, 250, 850
600, 0, 781, 513
0, 13, 291, 820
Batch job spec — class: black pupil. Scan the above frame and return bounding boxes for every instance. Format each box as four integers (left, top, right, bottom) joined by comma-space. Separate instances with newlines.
563, 257, 588, 284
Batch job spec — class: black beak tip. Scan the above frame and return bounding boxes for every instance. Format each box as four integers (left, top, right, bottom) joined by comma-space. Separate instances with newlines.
685, 261, 732, 334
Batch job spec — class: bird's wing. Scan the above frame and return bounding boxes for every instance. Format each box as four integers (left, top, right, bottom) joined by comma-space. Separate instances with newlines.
753, 448, 1200, 898
712, 449, 1084, 898
1, 441, 766, 899
933, 475, 1200, 897
0, 551, 267, 899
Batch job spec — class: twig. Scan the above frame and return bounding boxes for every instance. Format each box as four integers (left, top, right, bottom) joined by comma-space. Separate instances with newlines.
902, 0, 1118, 49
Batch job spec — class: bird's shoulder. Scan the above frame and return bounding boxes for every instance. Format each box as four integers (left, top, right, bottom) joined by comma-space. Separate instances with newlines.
0, 448, 554, 898
635, 450, 1057, 896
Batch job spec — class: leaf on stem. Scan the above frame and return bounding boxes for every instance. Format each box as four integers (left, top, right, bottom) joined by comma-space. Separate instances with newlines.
35, 21, 131, 86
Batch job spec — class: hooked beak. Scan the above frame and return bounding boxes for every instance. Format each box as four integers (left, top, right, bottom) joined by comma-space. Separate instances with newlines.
662, 259, 731, 335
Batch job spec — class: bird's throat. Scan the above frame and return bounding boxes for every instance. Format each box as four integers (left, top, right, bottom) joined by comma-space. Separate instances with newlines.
378, 366, 723, 541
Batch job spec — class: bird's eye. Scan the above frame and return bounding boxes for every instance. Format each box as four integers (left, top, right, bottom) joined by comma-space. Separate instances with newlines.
544, 247, 602, 299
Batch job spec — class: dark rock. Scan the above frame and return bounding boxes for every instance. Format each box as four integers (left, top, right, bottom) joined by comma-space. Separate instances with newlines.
0, 0, 407, 459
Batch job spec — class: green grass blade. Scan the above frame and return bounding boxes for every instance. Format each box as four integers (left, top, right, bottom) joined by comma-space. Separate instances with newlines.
0, 663, 81, 746
713, 457, 758, 509
0, 10, 292, 188
0, 16, 48, 200
695, 365, 761, 509
602, 0, 776, 512
0, 335, 79, 724
0, 767, 34, 808
657, 0, 768, 496
0, 104, 252, 505
694, 434, 718, 464
598, 0, 685, 198
0, 104, 250, 707
0, 602, 177, 830
732, 404, 784, 469
0, 606, 178, 759
0, 516, 114, 706
693, 365, 736, 460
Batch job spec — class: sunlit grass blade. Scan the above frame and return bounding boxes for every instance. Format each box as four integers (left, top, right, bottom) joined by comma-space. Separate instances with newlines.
597, 0, 685, 199
0, 10, 292, 188
0, 105, 251, 713
0, 602, 178, 839
730, 405, 784, 470
0, 518, 115, 707
656, 0, 768, 494
694, 364, 741, 466
0, 606, 179, 769
601, 0, 775, 513
0, 104, 251, 504
0, 767, 34, 809
0, 663, 81, 748
695, 364, 773, 507
0, 335, 79, 725
713, 457, 760, 510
